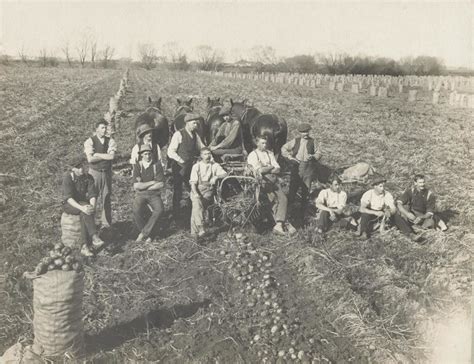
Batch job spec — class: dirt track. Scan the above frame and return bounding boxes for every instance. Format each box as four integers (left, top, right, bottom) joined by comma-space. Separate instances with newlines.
0, 67, 472, 363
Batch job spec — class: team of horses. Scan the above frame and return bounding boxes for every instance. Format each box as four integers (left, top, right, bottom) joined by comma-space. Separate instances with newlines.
134, 96, 288, 157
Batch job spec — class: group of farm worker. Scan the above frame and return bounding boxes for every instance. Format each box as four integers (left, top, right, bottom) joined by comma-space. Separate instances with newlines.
62, 106, 447, 256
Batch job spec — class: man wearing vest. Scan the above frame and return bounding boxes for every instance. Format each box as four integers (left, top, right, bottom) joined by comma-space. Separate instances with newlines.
168, 113, 206, 216
359, 177, 421, 241
62, 156, 105, 257
247, 135, 296, 236
189, 147, 228, 238
130, 124, 163, 167
133, 144, 166, 243
281, 123, 321, 212
84, 120, 117, 228
397, 174, 447, 231
209, 106, 244, 161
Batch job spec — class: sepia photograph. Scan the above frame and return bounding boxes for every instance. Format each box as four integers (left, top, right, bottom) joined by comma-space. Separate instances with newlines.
0, 0, 472, 362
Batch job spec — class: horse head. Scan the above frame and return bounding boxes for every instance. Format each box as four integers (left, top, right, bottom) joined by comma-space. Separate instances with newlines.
175, 97, 194, 118
146, 96, 163, 114
206, 97, 223, 110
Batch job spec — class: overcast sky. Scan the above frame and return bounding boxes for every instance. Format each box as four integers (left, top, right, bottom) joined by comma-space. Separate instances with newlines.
0, 0, 472, 67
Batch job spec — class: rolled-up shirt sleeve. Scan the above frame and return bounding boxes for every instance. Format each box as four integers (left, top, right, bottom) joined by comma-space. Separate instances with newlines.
269, 152, 280, 169
281, 139, 295, 159
130, 144, 139, 165
213, 163, 228, 178
84, 137, 94, 159
189, 163, 199, 184
167, 132, 183, 163
246, 151, 259, 172
384, 192, 396, 210
338, 191, 348, 209
107, 138, 117, 153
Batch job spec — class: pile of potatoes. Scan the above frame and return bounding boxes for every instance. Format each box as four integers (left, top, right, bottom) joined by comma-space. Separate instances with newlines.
34, 243, 83, 276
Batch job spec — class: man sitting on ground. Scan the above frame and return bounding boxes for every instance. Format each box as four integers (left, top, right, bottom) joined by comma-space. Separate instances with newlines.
133, 144, 166, 243
209, 106, 244, 161
397, 174, 447, 231
314, 175, 349, 234
359, 177, 421, 241
247, 135, 296, 235
62, 157, 105, 257
189, 147, 228, 238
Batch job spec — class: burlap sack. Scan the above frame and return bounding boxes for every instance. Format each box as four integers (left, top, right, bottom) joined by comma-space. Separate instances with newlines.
60, 212, 82, 249
32, 270, 84, 358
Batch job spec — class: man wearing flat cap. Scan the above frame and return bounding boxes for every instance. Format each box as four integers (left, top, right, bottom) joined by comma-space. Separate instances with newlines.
209, 105, 244, 162
281, 123, 321, 216
359, 177, 420, 241
132, 144, 166, 243
168, 113, 206, 216
130, 124, 163, 167
62, 156, 105, 256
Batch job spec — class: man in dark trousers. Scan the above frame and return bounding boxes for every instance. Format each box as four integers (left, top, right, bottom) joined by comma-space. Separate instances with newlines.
62, 156, 105, 257
133, 144, 166, 243
397, 174, 447, 231
281, 123, 321, 213
209, 106, 243, 161
167, 113, 205, 217
84, 120, 117, 228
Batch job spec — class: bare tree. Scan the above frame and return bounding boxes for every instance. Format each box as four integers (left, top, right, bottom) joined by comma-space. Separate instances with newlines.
18, 45, 28, 64
76, 35, 88, 67
162, 42, 186, 63
249, 45, 278, 64
138, 43, 157, 70
101, 45, 115, 68
89, 35, 98, 67
195, 45, 223, 71
39, 48, 48, 67
61, 41, 73, 66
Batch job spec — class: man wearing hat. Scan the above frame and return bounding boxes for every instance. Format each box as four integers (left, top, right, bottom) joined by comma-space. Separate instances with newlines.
359, 177, 420, 241
189, 147, 228, 238
281, 123, 321, 213
132, 144, 166, 243
167, 113, 206, 216
62, 156, 105, 257
84, 119, 117, 228
130, 124, 163, 166
209, 105, 244, 162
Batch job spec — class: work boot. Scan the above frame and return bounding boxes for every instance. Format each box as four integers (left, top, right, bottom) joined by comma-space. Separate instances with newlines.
286, 222, 297, 235
92, 235, 105, 248
81, 245, 94, 257
136, 233, 145, 243
273, 224, 286, 236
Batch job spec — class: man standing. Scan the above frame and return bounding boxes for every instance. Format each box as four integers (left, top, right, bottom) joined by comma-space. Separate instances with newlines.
397, 174, 447, 231
209, 106, 243, 161
315, 175, 348, 234
130, 124, 163, 167
62, 157, 105, 257
247, 135, 296, 235
359, 177, 420, 241
281, 123, 321, 210
189, 148, 228, 238
167, 113, 205, 216
84, 120, 116, 228
133, 144, 166, 243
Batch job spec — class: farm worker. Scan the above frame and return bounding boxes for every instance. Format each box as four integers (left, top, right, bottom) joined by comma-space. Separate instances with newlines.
84, 119, 117, 229
281, 123, 321, 210
397, 174, 447, 231
130, 124, 163, 166
132, 144, 166, 243
209, 106, 244, 161
247, 135, 296, 236
358, 177, 421, 241
189, 147, 228, 238
314, 175, 349, 233
62, 156, 105, 257
168, 113, 206, 217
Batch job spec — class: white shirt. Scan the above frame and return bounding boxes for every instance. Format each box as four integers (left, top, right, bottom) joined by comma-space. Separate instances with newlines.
130, 143, 163, 165
360, 189, 395, 211
189, 161, 227, 184
167, 129, 205, 164
247, 149, 280, 172
316, 188, 347, 209
83, 135, 117, 158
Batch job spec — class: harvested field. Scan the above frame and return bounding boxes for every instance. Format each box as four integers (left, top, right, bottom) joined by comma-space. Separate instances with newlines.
0, 67, 472, 363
